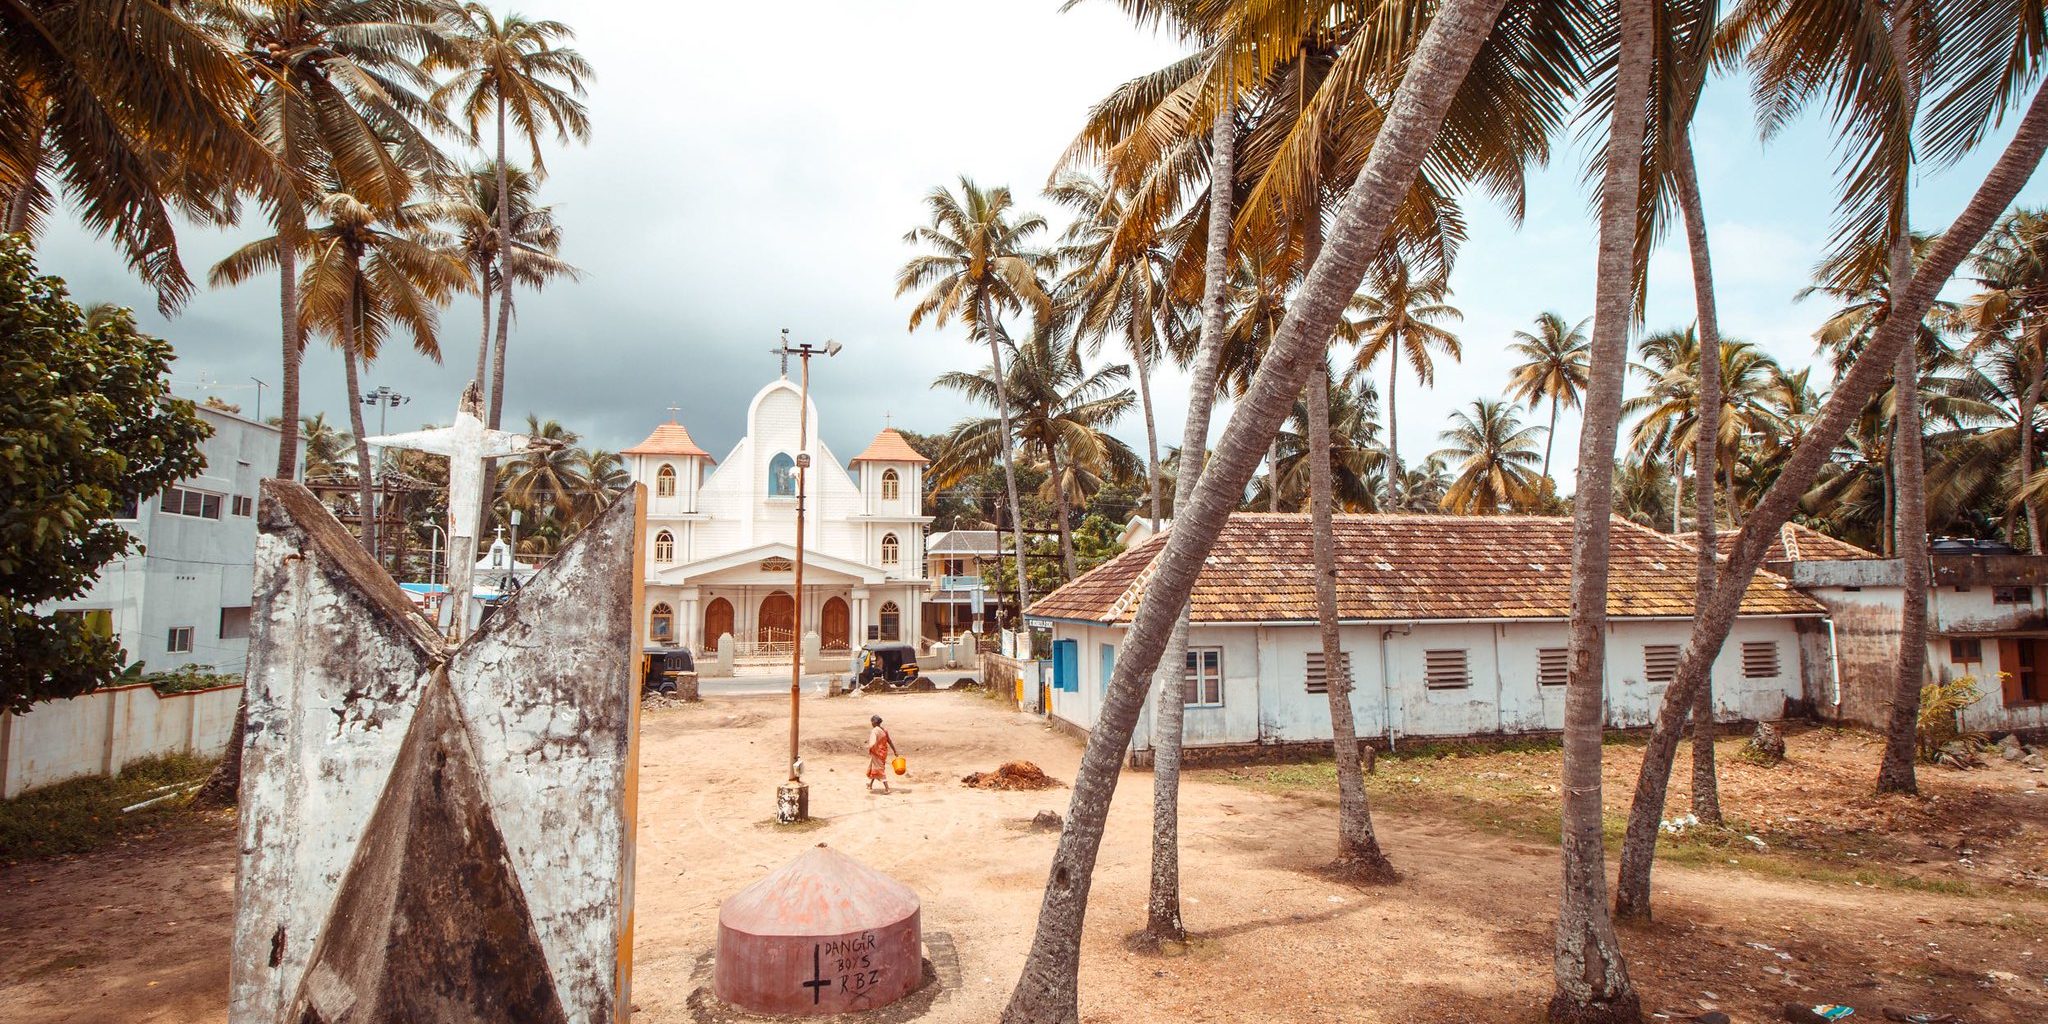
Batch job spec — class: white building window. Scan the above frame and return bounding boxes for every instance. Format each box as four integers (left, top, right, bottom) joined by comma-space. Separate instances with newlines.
879, 601, 901, 641
231, 494, 254, 517
881, 533, 900, 566
1740, 641, 1779, 679
656, 464, 676, 497
160, 486, 222, 520
1536, 647, 1569, 686
1304, 651, 1351, 694
219, 607, 252, 640
1184, 647, 1223, 706
881, 468, 900, 502
654, 530, 675, 563
1424, 649, 1470, 689
167, 626, 194, 653
1643, 644, 1681, 684
650, 603, 675, 642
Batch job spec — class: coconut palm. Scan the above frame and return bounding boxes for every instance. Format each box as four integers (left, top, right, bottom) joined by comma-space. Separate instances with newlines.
572, 448, 630, 526
298, 412, 355, 482
1953, 209, 2048, 552
498, 415, 584, 520
431, 165, 580, 402
1344, 258, 1462, 501
1625, 330, 1789, 529
203, 0, 456, 480
898, 178, 1056, 620
932, 328, 1141, 582
1436, 399, 1542, 514
1505, 313, 1591, 485
1251, 373, 1384, 511
0, 0, 269, 311
433, 4, 592, 436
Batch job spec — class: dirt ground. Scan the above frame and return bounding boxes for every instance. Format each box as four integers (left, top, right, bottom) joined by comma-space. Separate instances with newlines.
2, 691, 2044, 1023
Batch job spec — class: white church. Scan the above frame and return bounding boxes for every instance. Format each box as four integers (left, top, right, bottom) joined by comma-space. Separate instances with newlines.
623, 376, 932, 658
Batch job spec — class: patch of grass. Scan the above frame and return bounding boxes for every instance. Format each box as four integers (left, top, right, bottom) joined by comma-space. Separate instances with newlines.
0, 753, 219, 864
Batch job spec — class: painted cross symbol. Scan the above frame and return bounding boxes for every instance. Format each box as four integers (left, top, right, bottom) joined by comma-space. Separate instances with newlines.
804, 945, 831, 1004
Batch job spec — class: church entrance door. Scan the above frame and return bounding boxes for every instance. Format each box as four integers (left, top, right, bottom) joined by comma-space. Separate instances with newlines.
758, 592, 795, 648
703, 598, 734, 651
820, 597, 850, 652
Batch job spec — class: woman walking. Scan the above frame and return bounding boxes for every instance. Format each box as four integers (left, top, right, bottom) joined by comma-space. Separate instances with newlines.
866, 715, 899, 794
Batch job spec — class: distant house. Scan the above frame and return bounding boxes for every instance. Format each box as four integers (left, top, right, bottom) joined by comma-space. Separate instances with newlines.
1117, 515, 1169, 549
1690, 523, 2048, 734
1026, 513, 1828, 762
923, 529, 1002, 639
37, 405, 300, 676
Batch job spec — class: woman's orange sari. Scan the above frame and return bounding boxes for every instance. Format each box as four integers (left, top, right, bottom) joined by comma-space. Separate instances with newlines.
866, 727, 891, 780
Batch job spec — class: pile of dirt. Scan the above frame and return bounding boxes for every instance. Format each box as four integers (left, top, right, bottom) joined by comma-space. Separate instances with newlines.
961, 761, 1061, 791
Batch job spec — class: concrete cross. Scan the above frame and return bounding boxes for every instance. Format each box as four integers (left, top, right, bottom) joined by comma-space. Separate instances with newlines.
365, 380, 554, 639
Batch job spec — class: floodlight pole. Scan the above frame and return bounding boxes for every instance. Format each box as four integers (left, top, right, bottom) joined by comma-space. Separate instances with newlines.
775, 330, 839, 823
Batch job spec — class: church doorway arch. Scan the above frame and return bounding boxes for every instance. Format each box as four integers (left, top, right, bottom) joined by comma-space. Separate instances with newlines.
820, 596, 850, 652
703, 598, 734, 651
758, 591, 795, 647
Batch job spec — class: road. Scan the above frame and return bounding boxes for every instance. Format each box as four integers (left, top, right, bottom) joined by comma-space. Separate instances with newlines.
694, 667, 983, 697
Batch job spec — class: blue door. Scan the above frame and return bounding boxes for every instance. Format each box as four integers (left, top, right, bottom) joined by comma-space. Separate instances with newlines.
1052, 639, 1079, 692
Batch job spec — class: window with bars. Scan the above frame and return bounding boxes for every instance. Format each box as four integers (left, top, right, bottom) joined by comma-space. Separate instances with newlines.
1423, 649, 1470, 689
1950, 637, 1983, 664
881, 533, 900, 566
160, 486, 222, 520
1536, 647, 1569, 686
656, 464, 676, 497
1305, 651, 1352, 694
1184, 647, 1223, 706
654, 530, 675, 563
881, 468, 900, 502
1995, 586, 2034, 605
1740, 640, 1780, 678
1643, 644, 1681, 684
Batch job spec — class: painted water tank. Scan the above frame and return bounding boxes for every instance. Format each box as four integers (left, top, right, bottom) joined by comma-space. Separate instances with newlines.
714, 844, 923, 1015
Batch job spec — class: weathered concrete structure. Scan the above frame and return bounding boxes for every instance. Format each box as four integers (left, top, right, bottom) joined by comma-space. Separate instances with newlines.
713, 845, 923, 1016
228, 480, 643, 1023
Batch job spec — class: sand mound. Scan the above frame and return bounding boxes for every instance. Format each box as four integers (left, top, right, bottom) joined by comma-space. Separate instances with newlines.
961, 761, 1061, 791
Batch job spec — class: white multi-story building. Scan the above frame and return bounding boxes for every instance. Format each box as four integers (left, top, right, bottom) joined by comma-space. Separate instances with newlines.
41, 405, 298, 675
625, 376, 933, 656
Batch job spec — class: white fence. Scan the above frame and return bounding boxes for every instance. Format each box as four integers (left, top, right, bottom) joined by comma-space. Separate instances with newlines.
0, 683, 242, 799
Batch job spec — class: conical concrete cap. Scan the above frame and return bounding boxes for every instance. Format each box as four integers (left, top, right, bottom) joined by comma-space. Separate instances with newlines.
714, 844, 923, 1015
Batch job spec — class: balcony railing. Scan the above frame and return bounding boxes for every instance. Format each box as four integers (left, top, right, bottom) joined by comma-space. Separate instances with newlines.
937, 574, 984, 592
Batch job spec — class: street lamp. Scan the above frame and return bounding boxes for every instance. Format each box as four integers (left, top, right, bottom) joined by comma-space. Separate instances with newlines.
772, 329, 839, 824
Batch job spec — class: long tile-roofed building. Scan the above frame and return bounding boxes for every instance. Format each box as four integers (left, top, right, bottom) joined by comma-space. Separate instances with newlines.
1031, 513, 1824, 626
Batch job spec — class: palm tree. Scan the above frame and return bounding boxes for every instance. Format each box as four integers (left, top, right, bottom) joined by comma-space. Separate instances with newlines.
498, 415, 585, 520
1436, 399, 1542, 514
1252, 373, 1384, 511
297, 412, 354, 482
1505, 313, 1591, 485
431, 165, 581, 401
933, 329, 1141, 582
898, 178, 1055, 621
1954, 209, 2048, 552
1625, 330, 1789, 531
1345, 258, 1462, 502
0, 0, 268, 310
220, 190, 468, 557
433, 4, 592, 436
205, 0, 457, 480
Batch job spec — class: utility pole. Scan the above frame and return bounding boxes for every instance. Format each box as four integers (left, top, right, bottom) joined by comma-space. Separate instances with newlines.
772, 329, 840, 824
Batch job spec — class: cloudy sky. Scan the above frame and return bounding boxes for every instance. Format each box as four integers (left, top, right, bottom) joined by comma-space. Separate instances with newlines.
33, 1, 2048, 492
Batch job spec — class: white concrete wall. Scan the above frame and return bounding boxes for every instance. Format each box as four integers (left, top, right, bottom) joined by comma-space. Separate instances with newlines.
1043, 616, 1813, 751
0, 683, 242, 798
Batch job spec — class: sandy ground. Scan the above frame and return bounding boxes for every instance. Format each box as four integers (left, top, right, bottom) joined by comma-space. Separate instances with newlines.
2, 690, 2045, 1023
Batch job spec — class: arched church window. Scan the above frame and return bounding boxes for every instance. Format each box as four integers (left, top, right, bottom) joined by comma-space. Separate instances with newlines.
881, 532, 900, 566
880, 601, 901, 641
654, 530, 675, 563
656, 464, 676, 497
881, 468, 900, 502
650, 602, 674, 642
768, 452, 797, 496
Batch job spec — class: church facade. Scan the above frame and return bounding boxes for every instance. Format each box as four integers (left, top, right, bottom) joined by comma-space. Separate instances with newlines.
623, 377, 932, 658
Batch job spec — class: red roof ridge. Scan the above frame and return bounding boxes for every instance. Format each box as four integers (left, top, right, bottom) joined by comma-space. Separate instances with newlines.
850, 427, 929, 465
623, 421, 713, 460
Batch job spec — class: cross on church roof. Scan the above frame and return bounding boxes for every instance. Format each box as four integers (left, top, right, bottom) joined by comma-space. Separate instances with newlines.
665, 403, 681, 421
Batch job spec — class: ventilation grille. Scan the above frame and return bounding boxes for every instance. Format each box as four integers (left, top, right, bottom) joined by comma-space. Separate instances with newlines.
1644, 644, 1681, 684
1537, 647, 1569, 687
1424, 649, 1470, 689
1740, 641, 1779, 679
1305, 651, 1352, 694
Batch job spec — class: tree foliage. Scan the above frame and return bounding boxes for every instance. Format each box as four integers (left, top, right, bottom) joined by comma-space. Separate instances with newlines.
0, 239, 208, 713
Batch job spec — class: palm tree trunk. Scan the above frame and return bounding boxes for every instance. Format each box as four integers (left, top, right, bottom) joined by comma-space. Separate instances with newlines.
1309, 366, 1392, 878
1881, 455, 1894, 555
475, 266, 495, 386
274, 243, 303, 479
1877, 14, 1930, 797
344, 315, 377, 562
480, 96, 515, 540
987, 325, 1032, 627
1675, 135, 1724, 826
1050, 447, 1077, 581
1134, 342, 1163, 529
1671, 452, 1684, 533
1604, 37, 2048, 933
1542, 394, 1560, 486
1144, 101, 1237, 947
2020, 371, 2043, 552
1001, 2, 1508, 1017
1385, 356, 1400, 506
1551, 0, 1651, 1016
1268, 436, 1282, 510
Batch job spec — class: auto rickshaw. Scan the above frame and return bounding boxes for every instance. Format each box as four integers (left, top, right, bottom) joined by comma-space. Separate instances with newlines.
640, 646, 695, 694
855, 642, 921, 688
